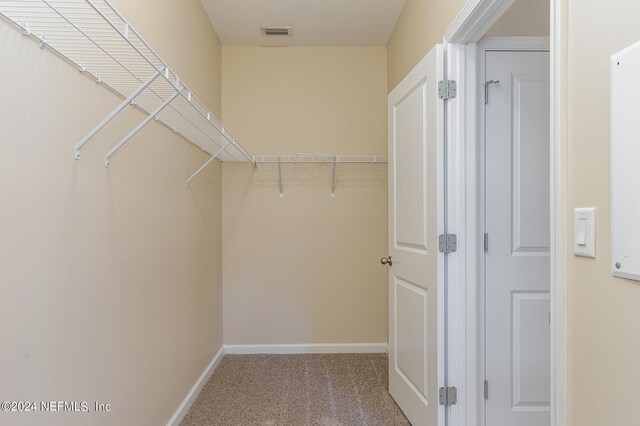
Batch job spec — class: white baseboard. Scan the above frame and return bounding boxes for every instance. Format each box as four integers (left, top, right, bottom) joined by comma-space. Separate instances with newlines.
167, 346, 225, 426
224, 343, 388, 354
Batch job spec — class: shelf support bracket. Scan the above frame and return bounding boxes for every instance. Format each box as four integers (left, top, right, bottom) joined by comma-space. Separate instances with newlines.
104, 90, 180, 167
186, 141, 231, 186
330, 155, 337, 197
75, 70, 162, 159
278, 157, 284, 197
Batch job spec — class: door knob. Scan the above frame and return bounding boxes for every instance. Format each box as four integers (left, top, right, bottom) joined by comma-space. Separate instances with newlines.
380, 256, 393, 266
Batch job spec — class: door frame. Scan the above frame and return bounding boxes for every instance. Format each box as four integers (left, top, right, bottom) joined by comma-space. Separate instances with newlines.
441, 1, 566, 426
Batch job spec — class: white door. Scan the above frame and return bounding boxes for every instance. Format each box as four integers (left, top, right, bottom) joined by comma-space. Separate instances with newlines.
484, 50, 550, 426
387, 45, 445, 426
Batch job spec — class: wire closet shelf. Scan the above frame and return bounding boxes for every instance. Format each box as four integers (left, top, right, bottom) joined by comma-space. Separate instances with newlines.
0, 0, 388, 187
0, 0, 253, 167
253, 155, 387, 164
253, 155, 388, 198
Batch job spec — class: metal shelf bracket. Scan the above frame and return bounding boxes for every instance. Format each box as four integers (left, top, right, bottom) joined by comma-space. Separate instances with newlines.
330, 156, 337, 197
186, 141, 231, 186
75, 69, 163, 160
278, 157, 284, 197
104, 90, 180, 167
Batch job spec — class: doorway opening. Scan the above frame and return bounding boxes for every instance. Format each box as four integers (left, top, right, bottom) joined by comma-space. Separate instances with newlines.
442, 0, 564, 425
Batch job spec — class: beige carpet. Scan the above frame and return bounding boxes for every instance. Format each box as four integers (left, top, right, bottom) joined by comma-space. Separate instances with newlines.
180, 353, 410, 426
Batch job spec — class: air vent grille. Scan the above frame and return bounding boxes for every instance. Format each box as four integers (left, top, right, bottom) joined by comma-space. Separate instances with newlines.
261, 27, 292, 36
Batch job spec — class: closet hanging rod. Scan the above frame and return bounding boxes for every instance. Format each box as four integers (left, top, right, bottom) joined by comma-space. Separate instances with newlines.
0, 0, 254, 164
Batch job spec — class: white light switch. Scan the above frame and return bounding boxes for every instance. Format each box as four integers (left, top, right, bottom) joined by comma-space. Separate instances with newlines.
573, 208, 596, 258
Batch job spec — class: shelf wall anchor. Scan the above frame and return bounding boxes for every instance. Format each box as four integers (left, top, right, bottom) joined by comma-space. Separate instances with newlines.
278, 157, 284, 197
104, 90, 180, 167
186, 141, 231, 186
330, 155, 337, 197
74, 69, 162, 160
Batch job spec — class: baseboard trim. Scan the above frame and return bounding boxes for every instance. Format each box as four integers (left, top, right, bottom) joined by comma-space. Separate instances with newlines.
224, 343, 388, 354
167, 346, 225, 426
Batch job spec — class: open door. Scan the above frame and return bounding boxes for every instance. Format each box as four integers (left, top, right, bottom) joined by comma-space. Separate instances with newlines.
385, 45, 446, 426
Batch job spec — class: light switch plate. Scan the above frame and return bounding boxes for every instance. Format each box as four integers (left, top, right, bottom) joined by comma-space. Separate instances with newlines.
573, 208, 596, 258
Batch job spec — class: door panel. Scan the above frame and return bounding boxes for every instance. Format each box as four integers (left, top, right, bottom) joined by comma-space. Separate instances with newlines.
511, 291, 550, 409
396, 279, 428, 397
511, 73, 551, 254
388, 44, 444, 426
395, 82, 428, 251
485, 50, 550, 426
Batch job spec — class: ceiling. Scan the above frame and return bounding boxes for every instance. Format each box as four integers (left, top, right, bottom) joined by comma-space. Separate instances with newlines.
200, 0, 405, 46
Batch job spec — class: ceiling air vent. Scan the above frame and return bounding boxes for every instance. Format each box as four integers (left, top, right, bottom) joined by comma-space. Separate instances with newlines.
261, 27, 292, 36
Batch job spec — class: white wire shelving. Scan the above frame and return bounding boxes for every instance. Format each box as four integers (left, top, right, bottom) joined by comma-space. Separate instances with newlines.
0, 0, 253, 181
253, 155, 387, 164
252, 154, 388, 197
0, 0, 388, 190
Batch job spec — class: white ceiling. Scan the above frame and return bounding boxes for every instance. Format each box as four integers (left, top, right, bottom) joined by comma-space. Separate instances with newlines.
200, 0, 405, 46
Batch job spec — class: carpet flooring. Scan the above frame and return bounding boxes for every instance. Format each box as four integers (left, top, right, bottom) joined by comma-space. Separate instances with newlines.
180, 353, 410, 426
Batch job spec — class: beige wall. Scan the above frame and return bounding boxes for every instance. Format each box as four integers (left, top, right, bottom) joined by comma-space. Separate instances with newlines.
566, 1, 640, 424
0, 1, 224, 425
386, 0, 467, 91
113, 0, 222, 117
486, 0, 549, 36
221, 46, 388, 345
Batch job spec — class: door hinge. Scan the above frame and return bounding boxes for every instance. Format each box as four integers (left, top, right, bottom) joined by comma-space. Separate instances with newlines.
484, 380, 489, 399
439, 386, 458, 406
438, 79, 457, 100
439, 233, 458, 253
484, 233, 489, 252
